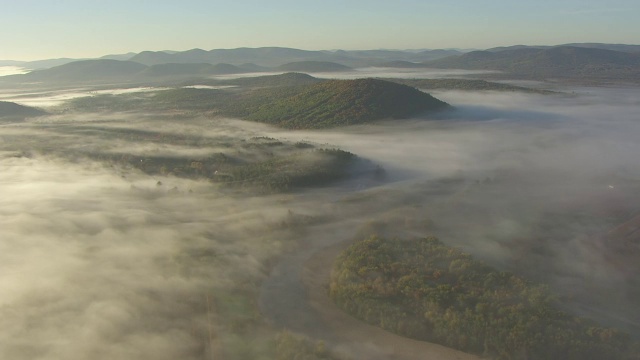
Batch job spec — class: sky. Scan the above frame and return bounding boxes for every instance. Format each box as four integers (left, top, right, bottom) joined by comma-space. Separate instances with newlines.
1, 0, 639, 61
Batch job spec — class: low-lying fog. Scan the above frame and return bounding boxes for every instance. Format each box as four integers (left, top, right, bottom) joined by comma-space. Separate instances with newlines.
0, 87, 170, 108
266, 87, 640, 181
1, 83, 640, 359
172, 67, 497, 82
0, 66, 31, 77
0, 67, 500, 109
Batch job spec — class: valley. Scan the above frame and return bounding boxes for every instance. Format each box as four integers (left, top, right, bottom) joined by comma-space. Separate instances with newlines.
1, 45, 640, 360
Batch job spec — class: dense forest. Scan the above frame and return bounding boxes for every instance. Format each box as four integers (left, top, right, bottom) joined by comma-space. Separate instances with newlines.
225, 78, 450, 129
125, 144, 357, 193
329, 236, 640, 360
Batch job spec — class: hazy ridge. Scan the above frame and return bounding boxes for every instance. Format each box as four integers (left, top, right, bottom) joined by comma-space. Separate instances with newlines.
427, 46, 640, 81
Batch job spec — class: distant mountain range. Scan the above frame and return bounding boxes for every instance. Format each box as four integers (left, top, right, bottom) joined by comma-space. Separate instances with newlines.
277, 61, 352, 72
3, 43, 638, 71
0, 59, 363, 85
2, 43, 640, 84
426, 46, 640, 80
0, 53, 137, 69
486, 43, 640, 53
127, 47, 463, 67
0, 47, 462, 70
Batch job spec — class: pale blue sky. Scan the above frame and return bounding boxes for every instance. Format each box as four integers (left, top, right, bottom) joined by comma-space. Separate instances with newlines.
1, 0, 638, 60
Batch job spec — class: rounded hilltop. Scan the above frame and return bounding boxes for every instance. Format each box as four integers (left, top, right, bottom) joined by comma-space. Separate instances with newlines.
232, 78, 450, 129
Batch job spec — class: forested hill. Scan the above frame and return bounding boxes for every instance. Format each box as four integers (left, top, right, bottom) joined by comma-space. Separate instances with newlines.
63, 75, 448, 129
330, 236, 640, 360
224, 78, 450, 129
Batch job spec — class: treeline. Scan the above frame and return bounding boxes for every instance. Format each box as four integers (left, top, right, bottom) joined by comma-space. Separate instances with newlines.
226, 148, 356, 192
84, 139, 357, 193
329, 236, 640, 360
66, 88, 230, 113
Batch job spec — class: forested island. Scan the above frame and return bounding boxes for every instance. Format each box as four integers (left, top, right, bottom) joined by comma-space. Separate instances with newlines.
329, 236, 640, 360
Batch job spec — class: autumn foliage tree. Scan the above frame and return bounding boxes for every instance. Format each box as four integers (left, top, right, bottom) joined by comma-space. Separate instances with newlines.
330, 236, 639, 360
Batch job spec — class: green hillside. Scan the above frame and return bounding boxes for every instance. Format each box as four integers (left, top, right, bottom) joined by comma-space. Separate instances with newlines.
64, 76, 449, 129
224, 78, 449, 129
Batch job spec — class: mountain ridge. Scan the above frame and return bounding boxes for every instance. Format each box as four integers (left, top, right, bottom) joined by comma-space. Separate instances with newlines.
426, 46, 640, 80
3, 43, 639, 70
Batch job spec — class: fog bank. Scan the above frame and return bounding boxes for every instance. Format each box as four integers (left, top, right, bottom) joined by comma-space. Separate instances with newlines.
2, 84, 640, 358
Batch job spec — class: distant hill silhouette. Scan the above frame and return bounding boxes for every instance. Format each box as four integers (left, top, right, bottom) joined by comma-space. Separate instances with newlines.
131, 47, 333, 67
375, 60, 429, 68
129, 47, 463, 67
1, 48, 461, 69
330, 49, 461, 64
386, 78, 555, 93
427, 46, 640, 80
141, 62, 249, 77
277, 61, 352, 72
0, 101, 47, 121
561, 43, 640, 53
223, 72, 321, 87
99, 52, 137, 61
13, 59, 147, 82
415, 49, 464, 59
237, 63, 271, 72
4, 44, 639, 85
140, 63, 214, 77
0, 59, 258, 84
487, 43, 640, 54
